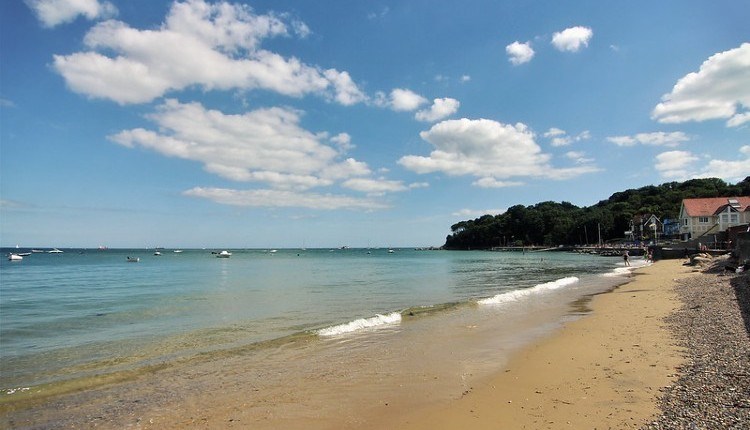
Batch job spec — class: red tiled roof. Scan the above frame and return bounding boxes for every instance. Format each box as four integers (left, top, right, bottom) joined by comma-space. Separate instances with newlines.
682, 197, 750, 216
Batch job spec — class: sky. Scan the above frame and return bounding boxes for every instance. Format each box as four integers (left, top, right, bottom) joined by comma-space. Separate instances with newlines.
1, 0, 749, 249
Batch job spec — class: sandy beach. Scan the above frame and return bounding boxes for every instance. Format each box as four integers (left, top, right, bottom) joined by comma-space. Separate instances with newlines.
384, 259, 695, 429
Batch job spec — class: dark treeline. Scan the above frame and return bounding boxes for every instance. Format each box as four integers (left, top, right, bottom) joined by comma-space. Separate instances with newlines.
444, 177, 750, 250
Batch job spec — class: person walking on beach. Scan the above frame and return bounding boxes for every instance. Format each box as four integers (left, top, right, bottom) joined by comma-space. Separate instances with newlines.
623, 250, 630, 266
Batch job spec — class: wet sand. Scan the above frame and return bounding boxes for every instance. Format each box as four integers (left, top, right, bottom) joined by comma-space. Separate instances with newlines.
384, 259, 694, 429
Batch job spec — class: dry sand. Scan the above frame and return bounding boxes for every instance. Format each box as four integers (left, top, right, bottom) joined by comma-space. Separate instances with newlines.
383, 259, 695, 430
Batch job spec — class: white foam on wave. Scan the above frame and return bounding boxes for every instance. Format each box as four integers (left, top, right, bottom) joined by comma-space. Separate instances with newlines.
317, 312, 402, 337
478, 276, 579, 306
601, 259, 652, 277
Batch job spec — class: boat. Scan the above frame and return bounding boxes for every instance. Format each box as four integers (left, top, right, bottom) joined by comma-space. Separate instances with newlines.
126, 256, 140, 263
48, 248, 63, 253
216, 250, 232, 258
154, 251, 162, 256
17, 252, 31, 257
31, 249, 45, 253
8, 254, 23, 261
173, 250, 183, 253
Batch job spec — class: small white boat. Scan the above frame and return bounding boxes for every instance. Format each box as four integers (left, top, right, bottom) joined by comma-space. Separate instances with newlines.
126, 256, 140, 263
8, 254, 23, 261
154, 251, 162, 256
48, 248, 63, 253
216, 250, 232, 258
173, 250, 183, 253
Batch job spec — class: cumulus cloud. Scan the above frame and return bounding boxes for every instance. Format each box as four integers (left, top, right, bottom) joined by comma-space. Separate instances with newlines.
700, 145, 750, 182
506, 41, 535, 65
386, 88, 428, 111
543, 128, 590, 147
109, 99, 371, 190
183, 187, 388, 210
607, 131, 690, 147
551, 26, 593, 52
26, 0, 117, 28
655, 151, 702, 180
341, 178, 409, 196
330, 132, 354, 153
652, 43, 750, 127
566, 151, 594, 164
452, 208, 507, 218
472, 178, 525, 188
52, 0, 366, 105
654, 146, 750, 182
415, 98, 460, 122
398, 118, 599, 186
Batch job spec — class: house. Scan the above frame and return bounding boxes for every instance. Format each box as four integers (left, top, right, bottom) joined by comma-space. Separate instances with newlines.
630, 214, 663, 241
678, 197, 750, 241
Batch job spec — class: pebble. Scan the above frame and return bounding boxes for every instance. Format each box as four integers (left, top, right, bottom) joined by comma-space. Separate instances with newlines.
643, 262, 750, 430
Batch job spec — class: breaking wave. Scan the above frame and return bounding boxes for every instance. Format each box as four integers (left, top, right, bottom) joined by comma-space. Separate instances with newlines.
317, 312, 402, 337
477, 276, 579, 305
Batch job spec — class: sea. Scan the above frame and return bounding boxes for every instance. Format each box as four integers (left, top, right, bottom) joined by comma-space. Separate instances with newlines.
0, 247, 646, 427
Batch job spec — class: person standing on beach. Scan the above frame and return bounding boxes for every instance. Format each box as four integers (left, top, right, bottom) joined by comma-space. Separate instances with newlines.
623, 250, 631, 266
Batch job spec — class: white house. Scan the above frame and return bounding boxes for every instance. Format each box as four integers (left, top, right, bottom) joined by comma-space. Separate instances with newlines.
678, 197, 750, 240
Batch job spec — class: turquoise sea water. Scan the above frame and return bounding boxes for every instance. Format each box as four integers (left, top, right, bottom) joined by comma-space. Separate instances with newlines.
0, 247, 635, 395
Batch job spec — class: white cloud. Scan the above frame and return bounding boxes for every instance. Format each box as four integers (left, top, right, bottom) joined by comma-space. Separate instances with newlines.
727, 112, 750, 127
654, 147, 750, 182
654, 151, 701, 180
472, 178, 524, 188
109, 99, 370, 189
543, 127, 566, 138
543, 128, 591, 147
460, 75, 471, 83
330, 132, 354, 153
26, 0, 117, 28
607, 132, 690, 147
183, 187, 388, 210
452, 208, 506, 218
652, 43, 750, 127
341, 178, 409, 196
52, 0, 365, 105
415, 98, 460, 122
506, 41, 535, 65
551, 26, 593, 52
388, 88, 428, 111
566, 151, 594, 164
398, 118, 599, 185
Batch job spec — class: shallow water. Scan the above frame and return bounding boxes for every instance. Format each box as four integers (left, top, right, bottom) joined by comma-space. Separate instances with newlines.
1, 247, 644, 424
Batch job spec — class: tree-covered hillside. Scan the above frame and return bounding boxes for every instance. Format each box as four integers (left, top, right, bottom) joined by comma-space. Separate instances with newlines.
444, 177, 750, 250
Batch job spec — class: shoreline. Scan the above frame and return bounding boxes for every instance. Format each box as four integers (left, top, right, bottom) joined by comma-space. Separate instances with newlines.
4, 258, 722, 429
383, 259, 695, 429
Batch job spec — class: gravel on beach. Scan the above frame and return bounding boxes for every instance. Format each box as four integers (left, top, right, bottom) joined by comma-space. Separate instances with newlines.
645, 262, 750, 430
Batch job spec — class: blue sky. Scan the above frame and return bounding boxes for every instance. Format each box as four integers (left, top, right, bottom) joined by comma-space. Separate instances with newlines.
1, 0, 748, 248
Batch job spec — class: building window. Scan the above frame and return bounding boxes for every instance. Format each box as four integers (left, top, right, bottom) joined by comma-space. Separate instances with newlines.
699, 217, 710, 224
